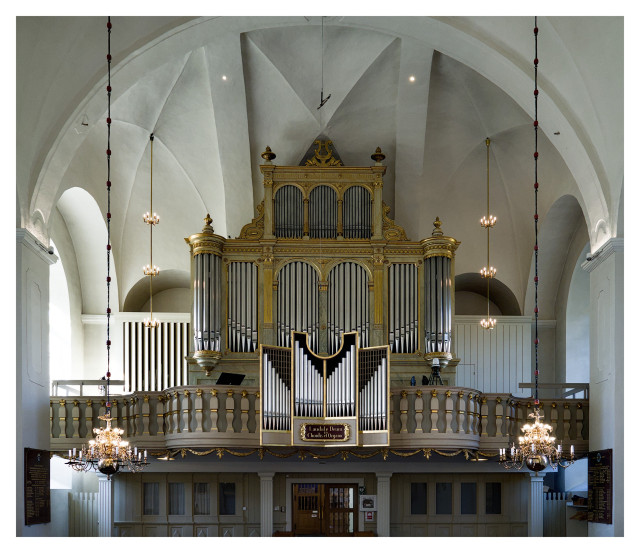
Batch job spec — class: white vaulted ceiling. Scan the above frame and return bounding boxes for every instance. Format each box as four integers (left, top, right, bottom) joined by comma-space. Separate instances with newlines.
16, 16, 623, 315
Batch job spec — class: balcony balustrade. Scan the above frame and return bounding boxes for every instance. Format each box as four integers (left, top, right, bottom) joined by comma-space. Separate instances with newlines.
50, 385, 589, 456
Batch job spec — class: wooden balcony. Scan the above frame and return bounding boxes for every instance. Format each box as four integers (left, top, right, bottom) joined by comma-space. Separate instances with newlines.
50, 385, 589, 456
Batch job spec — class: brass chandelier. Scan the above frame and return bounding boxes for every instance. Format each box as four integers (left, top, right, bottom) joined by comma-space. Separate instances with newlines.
499, 17, 574, 472
66, 17, 148, 478
480, 137, 497, 330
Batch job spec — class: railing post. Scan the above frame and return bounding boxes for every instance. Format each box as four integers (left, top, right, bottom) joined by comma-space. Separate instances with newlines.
495, 397, 503, 437
172, 391, 180, 433
466, 393, 474, 434
430, 389, 439, 433
58, 399, 67, 438
563, 403, 571, 441
210, 389, 219, 432
182, 390, 191, 432
241, 390, 250, 432
474, 394, 481, 434
72, 400, 80, 437
226, 390, 235, 433
414, 390, 424, 433
194, 389, 204, 432
399, 390, 408, 433
254, 391, 260, 433
576, 402, 584, 440
457, 391, 465, 433
156, 395, 165, 436
142, 395, 150, 435
480, 396, 488, 436
445, 390, 453, 433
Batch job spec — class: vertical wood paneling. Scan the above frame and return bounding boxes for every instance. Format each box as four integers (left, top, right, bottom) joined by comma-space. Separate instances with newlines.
454, 317, 532, 394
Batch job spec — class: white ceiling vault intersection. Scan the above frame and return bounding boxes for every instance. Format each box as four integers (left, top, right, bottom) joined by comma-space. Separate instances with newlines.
16, 16, 622, 315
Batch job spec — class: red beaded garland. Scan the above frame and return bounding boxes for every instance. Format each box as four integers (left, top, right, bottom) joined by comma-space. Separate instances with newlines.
106, 340, 111, 346
534, 152, 539, 158
106, 372, 111, 378
106, 85, 111, 92
107, 212, 111, 219
107, 21, 112, 29
534, 89, 539, 96
534, 338, 539, 345
534, 214, 538, 220
106, 180, 111, 187
106, 149, 111, 155
534, 182, 539, 189
106, 276, 111, 282
107, 308, 111, 313
534, 58, 539, 65
534, 307, 538, 313
534, 245, 538, 251
533, 120, 538, 127
107, 54, 112, 61
106, 117, 111, 124
534, 276, 538, 283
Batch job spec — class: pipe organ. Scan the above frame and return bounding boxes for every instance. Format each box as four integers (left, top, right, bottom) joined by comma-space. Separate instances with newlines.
186, 140, 460, 438
261, 332, 389, 446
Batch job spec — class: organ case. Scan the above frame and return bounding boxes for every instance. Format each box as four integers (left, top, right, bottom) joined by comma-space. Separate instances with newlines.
185, 142, 460, 443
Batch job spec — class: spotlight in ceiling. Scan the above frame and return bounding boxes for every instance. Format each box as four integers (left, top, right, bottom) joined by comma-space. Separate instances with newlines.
222, 75, 227, 81
409, 75, 416, 82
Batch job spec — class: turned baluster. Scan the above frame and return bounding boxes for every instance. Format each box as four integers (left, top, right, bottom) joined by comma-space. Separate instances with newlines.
194, 389, 204, 432
210, 389, 219, 432
49, 401, 55, 438
240, 390, 250, 433
457, 392, 466, 433
225, 390, 235, 433
430, 390, 439, 433
414, 390, 424, 433
182, 390, 191, 432
474, 394, 481, 434
445, 390, 453, 433
399, 391, 408, 433
563, 403, 571, 441
480, 397, 488, 436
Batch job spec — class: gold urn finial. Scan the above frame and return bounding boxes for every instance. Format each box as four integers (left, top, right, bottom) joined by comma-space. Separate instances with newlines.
371, 146, 386, 164
203, 214, 214, 232
261, 146, 276, 163
432, 217, 444, 237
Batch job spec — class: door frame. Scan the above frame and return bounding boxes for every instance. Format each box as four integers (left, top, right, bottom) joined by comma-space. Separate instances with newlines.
285, 477, 366, 533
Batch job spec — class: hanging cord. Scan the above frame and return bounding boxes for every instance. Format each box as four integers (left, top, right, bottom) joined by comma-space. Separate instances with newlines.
533, 17, 540, 406
486, 138, 491, 322
105, 16, 113, 414
149, 134, 154, 324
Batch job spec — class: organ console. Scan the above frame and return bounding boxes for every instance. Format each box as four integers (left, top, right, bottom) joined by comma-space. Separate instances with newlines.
185, 139, 460, 446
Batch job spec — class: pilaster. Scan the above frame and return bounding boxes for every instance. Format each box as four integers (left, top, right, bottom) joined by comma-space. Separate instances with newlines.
259, 472, 275, 537
376, 472, 392, 537
527, 473, 544, 537
97, 474, 114, 537
582, 237, 623, 537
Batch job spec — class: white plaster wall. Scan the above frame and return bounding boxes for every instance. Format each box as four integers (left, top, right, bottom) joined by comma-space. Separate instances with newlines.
564, 242, 591, 385
140, 287, 190, 313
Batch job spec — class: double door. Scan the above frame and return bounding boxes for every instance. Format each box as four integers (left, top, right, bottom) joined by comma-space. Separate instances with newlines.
293, 483, 357, 536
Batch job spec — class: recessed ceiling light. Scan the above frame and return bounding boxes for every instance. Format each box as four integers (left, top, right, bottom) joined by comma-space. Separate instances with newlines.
222, 75, 227, 81
409, 75, 416, 82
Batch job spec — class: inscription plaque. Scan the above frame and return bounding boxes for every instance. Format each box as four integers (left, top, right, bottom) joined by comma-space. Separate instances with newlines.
300, 423, 350, 442
588, 448, 612, 524
24, 447, 51, 526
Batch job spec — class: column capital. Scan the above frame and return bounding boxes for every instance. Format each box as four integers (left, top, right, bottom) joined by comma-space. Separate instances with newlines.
375, 471, 393, 479
16, 228, 57, 265
581, 237, 623, 273
258, 472, 275, 479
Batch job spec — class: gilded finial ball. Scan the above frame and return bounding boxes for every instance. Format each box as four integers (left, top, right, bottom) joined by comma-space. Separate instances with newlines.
261, 146, 276, 162
203, 214, 214, 232
97, 458, 119, 476
432, 217, 444, 237
371, 146, 386, 163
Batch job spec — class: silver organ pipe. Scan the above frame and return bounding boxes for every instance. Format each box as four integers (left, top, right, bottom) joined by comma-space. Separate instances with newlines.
388, 264, 419, 353
274, 185, 303, 238
227, 262, 258, 352
358, 347, 388, 431
193, 253, 222, 353
424, 255, 452, 354
261, 347, 291, 431
343, 186, 372, 239
328, 263, 369, 354
309, 185, 337, 239
277, 262, 319, 349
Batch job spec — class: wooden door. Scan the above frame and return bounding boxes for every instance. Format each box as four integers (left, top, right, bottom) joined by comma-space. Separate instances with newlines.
293, 484, 322, 535
324, 484, 357, 536
293, 483, 358, 536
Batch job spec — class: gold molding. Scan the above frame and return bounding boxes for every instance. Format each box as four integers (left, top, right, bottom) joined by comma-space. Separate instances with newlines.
382, 202, 409, 241
239, 201, 265, 240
